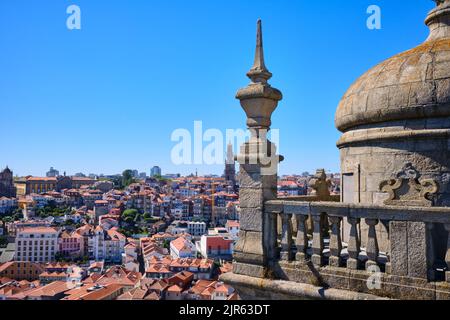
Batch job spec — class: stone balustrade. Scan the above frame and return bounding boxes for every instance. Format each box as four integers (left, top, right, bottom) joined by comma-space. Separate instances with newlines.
265, 200, 450, 285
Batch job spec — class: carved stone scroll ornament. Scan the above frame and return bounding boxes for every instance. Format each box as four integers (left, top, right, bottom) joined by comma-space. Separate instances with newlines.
379, 163, 439, 207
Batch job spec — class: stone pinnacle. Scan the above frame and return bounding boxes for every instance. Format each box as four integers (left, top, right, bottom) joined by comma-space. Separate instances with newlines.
246, 19, 273, 84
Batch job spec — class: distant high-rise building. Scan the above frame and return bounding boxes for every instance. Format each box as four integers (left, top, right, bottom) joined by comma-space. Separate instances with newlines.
224, 142, 236, 188
150, 166, 161, 177
139, 172, 147, 179
46, 167, 59, 177
0, 166, 16, 198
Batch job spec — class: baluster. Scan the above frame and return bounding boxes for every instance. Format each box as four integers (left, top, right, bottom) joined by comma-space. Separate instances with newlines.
295, 215, 309, 261
329, 216, 343, 267
347, 218, 361, 270
365, 218, 380, 270
311, 213, 325, 267
445, 224, 450, 282
280, 213, 293, 261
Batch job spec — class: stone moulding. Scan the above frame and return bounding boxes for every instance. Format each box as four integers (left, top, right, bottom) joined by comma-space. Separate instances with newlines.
379, 163, 439, 207
336, 128, 450, 148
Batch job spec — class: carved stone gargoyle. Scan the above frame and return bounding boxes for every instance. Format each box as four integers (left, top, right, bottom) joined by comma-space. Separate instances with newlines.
379, 163, 439, 207
308, 169, 332, 201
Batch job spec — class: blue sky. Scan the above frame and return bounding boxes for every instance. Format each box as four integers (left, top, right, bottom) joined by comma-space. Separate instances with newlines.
0, 0, 435, 177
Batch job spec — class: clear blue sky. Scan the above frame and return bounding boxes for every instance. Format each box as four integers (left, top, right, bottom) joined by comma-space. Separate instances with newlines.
0, 0, 435, 177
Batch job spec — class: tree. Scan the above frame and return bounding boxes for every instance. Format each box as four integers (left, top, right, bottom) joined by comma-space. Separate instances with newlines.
12, 213, 23, 221
143, 212, 151, 219
0, 236, 8, 248
124, 216, 135, 224
2, 216, 13, 223
163, 240, 170, 250
112, 176, 124, 189
122, 170, 135, 187
64, 219, 75, 226
123, 209, 138, 219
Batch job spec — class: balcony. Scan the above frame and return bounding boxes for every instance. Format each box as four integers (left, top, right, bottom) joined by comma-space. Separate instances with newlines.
222, 196, 450, 300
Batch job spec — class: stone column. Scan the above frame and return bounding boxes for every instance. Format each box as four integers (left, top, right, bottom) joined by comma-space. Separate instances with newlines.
232, 19, 283, 278
311, 213, 325, 267
280, 213, 294, 261
295, 215, 309, 261
347, 217, 361, 270
365, 218, 380, 270
329, 216, 343, 267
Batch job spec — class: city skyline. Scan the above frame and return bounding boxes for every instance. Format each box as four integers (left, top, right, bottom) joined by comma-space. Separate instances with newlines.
1, 1, 434, 176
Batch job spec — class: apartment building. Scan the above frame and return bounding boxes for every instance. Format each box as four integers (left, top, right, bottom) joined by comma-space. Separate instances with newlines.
15, 227, 60, 263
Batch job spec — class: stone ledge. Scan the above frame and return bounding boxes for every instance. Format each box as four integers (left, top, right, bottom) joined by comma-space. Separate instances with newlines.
220, 272, 390, 300
274, 260, 447, 300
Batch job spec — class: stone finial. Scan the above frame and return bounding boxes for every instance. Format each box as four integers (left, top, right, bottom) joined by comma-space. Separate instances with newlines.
434, 0, 449, 6
379, 163, 439, 207
426, 0, 450, 40
308, 169, 332, 200
236, 20, 282, 131
247, 19, 273, 84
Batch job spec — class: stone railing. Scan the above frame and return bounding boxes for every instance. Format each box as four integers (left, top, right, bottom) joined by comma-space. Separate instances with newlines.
263, 200, 450, 298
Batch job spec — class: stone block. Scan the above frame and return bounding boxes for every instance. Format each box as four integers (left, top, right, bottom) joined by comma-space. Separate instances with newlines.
329, 256, 343, 267
295, 252, 308, 262
348, 270, 372, 294
280, 251, 294, 261
389, 221, 408, 276
233, 231, 246, 252
239, 188, 264, 208
239, 170, 277, 188
321, 269, 351, 291
311, 254, 324, 268
232, 262, 266, 278
234, 252, 265, 266
388, 84, 410, 108
367, 86, 389, 111
239, 207, 264, 232
241, 230, 264, 256
347, 258, 361, 270
365, 260, 378, 271
407, 221, 428, 279
433, 60, 450, 80
437, 79, 450, 104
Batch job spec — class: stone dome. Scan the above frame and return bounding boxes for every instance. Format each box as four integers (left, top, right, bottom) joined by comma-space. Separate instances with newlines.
336, 1, 450, 134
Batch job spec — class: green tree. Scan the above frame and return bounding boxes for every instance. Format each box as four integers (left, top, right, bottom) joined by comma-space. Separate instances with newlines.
122, 170, 135, 187
143, 212, 151, 219
64, 219, 75, 226
124, 216, 134, 224
123, 209, 138, 219
0, 236, 8, 248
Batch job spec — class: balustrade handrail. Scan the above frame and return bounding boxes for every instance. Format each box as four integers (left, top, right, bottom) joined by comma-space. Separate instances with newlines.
265, 199, 450, 224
